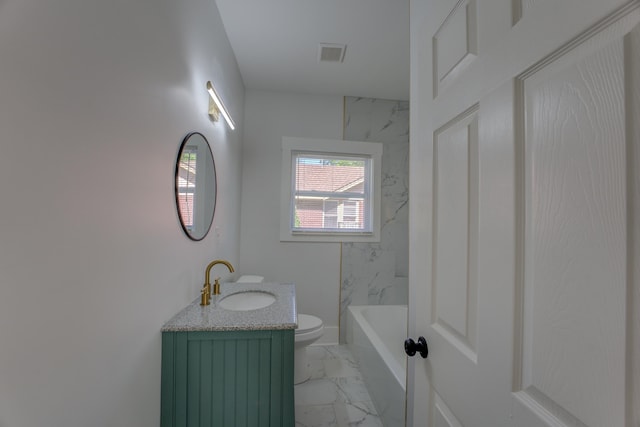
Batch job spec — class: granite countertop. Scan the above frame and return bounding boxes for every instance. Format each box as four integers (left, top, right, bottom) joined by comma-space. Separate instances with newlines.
161, 283, 297, 332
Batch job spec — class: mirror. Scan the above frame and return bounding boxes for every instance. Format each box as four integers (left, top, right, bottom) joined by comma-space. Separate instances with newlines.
175, 132, 217, 241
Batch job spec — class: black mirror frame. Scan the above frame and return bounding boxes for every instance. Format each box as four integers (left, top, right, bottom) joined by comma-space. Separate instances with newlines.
174, 132, 217, 241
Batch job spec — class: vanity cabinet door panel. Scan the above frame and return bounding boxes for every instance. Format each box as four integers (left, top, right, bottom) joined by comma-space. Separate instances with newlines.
161, 331, 189, 427
268, 330, 295, 427
161, 329, 294, 427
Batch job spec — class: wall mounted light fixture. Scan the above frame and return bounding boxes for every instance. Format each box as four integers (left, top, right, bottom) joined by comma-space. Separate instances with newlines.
206, 81, 235, 130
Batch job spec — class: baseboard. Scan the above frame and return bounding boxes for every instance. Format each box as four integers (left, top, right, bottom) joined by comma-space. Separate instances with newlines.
312, 326, 339, 346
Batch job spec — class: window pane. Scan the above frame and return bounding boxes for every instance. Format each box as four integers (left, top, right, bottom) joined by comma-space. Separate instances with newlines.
343, 200, 358, 219
294, 198, 324, 228
294, 155, 365, 194
292, 152, 370, 233
324, 216, 338, 229
324, 200, 338, 216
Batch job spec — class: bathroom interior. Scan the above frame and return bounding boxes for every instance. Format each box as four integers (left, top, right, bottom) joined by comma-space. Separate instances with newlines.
0, 0, 409, 426
2, 0, 635, 425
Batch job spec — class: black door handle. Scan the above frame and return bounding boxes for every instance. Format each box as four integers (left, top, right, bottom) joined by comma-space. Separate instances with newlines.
404, 336, 429, 358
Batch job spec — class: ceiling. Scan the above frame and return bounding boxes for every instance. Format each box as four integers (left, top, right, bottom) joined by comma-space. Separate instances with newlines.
214, 0, 410, 101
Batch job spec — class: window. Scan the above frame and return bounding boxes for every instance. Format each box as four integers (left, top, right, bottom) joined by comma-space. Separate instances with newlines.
293, 152, 369, 232
280, 137, 382, 242
176, 145, 198, 232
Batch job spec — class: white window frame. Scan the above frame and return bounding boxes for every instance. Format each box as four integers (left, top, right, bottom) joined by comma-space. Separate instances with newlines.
280, 137, 382, 243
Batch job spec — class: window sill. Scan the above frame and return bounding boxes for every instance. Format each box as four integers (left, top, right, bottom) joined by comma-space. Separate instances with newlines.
280, 231, 380, 243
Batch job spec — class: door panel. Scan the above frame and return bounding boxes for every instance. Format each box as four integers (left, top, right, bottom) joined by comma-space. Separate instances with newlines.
433, 393, 463, 427
514, 32, 629, 427
433, 0, 478, 97
424, 80, 519, 427
433, 107, 479, 361
408, 1, 640, 426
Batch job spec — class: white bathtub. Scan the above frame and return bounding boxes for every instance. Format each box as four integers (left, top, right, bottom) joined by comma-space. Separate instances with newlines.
346, 305, 407, 427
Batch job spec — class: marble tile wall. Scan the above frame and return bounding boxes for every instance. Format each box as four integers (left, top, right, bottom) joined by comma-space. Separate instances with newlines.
340, 97, 409, 342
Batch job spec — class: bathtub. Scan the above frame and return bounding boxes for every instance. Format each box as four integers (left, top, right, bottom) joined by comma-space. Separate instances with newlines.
346, 305, 407, 427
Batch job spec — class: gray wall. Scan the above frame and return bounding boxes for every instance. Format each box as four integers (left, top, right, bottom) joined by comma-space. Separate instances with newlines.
239, 90, 344, 344
0, 1, 244, 425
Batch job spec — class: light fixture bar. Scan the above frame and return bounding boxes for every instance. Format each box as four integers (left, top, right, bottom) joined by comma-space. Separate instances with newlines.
206, 81, 235, 130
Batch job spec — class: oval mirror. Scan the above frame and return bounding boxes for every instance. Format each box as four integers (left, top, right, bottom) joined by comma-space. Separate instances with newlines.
175, 132, 217, 241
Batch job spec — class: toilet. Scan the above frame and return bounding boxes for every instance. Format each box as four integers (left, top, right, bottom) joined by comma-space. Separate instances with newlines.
235, 275, 324, 384
293, 313, 324, 384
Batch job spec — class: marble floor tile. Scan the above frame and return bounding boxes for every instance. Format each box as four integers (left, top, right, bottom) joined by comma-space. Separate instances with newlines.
295, 404, 339, 427
295, 378, 340, 406
307, 345, 331, 361
323, 357, 360, 379
308, 358, 326, 380
295, 345, 383, 427
332, 377, 374, 404
323, 345, 357, 362
335, 401, 383, 427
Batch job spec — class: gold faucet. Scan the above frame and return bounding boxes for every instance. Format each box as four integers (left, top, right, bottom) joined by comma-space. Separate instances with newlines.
200, 287, 210, 306
200, 260, 235, 305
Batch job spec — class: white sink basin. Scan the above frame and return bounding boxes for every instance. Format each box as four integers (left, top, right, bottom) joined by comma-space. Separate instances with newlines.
218, 291, 276, 311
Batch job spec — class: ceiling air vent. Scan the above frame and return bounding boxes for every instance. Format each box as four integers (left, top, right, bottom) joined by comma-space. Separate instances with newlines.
318, 43, 346, 63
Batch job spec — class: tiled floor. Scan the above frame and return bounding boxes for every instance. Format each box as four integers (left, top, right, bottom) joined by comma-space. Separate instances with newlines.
294, 345, 383, 427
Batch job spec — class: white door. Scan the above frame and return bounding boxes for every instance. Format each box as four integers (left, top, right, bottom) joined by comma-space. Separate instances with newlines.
408, 0, 640, 426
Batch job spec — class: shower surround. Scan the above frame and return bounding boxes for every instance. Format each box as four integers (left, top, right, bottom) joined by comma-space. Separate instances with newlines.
340, 96, 409, 343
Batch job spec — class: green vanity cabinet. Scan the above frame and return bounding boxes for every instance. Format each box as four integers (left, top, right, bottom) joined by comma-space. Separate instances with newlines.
161, 329, 295, 427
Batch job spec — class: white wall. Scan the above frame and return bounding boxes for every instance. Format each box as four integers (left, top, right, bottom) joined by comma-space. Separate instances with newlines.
0, 1, 244, 426
239, 90, 344, 343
